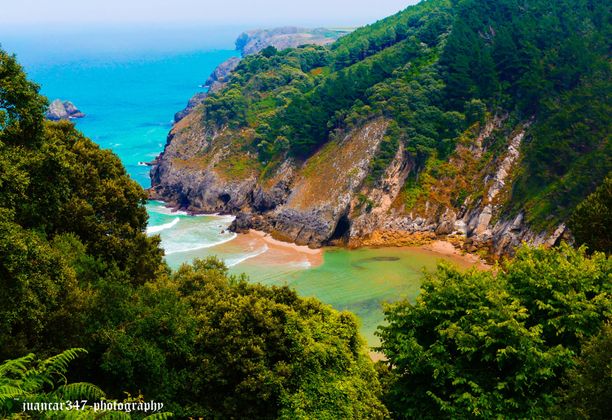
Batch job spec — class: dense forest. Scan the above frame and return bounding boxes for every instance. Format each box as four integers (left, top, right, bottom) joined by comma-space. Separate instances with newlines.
1, 0, 611, 417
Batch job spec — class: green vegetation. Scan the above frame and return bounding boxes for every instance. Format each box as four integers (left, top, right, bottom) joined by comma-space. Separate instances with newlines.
0, 349, 172, 418
0, 349, 104, 417
378, 244, 611, 418
204, 0, 610, 227
570, 175, 611, 253
555, 323, 612, 419
2, 0, 611, 417
0, 50, 386, 418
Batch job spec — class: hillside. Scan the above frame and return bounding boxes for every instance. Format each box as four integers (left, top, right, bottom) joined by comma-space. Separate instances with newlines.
173, 26, 349, 122
151, 0, 611, 256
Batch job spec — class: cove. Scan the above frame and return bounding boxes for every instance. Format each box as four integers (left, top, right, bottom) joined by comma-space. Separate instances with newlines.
153, 201, 480, 347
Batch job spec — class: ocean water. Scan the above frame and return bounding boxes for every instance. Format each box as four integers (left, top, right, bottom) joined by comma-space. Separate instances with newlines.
23, 49, 240, 186
4, 28, 470, 347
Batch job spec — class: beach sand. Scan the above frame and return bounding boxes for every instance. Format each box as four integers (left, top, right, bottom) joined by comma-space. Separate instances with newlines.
219, 231, 489, 272
420, 240, 491, 270
212, 229, 324, 270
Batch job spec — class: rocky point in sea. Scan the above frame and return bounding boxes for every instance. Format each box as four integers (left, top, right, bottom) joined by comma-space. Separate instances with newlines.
46, 99, 86, 121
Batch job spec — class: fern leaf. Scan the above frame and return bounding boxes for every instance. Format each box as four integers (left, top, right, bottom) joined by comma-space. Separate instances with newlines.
39, 348, 87, 377
143, 412, 174, 419
0, 384, 26, 403
0, 354, 35, 377
53, 382, 106, 400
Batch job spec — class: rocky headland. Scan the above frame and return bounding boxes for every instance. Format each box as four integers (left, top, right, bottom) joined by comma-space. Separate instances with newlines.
149, 6, 606, 260
150, 111, 570, 258
235, 27, 350, 56
173, 27, 348, 123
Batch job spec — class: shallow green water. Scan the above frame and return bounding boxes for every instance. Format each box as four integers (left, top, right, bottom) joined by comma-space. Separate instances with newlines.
150, 194, 461, 347
230, 247, 449, 347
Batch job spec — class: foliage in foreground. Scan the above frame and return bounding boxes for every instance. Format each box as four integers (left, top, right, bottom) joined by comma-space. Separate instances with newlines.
0, 49, 387, 418
378, 244, 611, 418
0, 349, 172, 419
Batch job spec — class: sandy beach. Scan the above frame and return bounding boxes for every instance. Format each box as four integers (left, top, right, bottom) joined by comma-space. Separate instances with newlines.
220, 231, 489, 272
420, 240, 491, 270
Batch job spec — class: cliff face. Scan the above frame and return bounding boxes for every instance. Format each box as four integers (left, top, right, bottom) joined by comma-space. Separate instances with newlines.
151, 111, 389, 247
151, 108, 569, 254
346, 117, 570, 255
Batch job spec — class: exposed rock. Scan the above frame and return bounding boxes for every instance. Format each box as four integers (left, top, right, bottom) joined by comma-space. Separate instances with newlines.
235, 27, 349, 56
486, 129, 525, 203
151, 116, 388, 247
205, 56, 241, 94
174, 92, 207, 123
46, 99, 85, 121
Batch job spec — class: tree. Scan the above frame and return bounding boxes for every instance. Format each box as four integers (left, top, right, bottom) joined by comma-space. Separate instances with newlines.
0, 51, 47, 147
98, 258, 389, 418
570, 176, 611, 254
556, 323, 612, 419
378, 245, 611, 418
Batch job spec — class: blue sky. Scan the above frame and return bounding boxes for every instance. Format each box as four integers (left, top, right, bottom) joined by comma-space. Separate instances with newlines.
1, 0, 418, 27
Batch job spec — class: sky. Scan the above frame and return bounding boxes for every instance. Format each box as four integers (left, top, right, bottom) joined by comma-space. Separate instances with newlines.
1, 0, 418, 27
0, 0, 420, 65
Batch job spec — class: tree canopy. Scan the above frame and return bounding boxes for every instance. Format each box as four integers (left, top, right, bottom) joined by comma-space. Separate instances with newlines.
378, 244, 611, 418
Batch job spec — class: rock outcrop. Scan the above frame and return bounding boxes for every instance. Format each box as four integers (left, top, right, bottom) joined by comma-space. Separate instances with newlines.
235, 27, 349, 56
151, 104, 569, 256
46, 99, 85, 121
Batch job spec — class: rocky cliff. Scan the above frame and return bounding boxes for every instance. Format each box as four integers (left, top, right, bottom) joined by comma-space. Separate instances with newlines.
151, 108, 569, 255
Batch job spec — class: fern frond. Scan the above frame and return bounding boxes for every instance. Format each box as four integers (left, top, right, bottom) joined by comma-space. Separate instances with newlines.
53, 382, 106, 400
0, 353, 35, 377
0, 384, 26, 403
143, 412, 174, 419
39, 348, 88, 377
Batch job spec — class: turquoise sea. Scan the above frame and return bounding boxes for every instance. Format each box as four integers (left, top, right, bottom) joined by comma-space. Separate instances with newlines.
3, 27, 471, 346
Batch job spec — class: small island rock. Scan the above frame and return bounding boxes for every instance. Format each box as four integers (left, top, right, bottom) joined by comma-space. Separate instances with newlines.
46, 99, 85, 121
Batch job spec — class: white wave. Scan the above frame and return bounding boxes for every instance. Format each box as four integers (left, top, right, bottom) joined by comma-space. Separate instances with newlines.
147, 202, 236, 222
164, 233, 238, 255
147, 217, 180, 234
226, 245, 269, 267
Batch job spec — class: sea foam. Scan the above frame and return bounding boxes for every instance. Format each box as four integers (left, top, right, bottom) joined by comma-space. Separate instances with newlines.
164, 233, 238, 255
146, 217, 180, 234
226, 245, 269, 267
